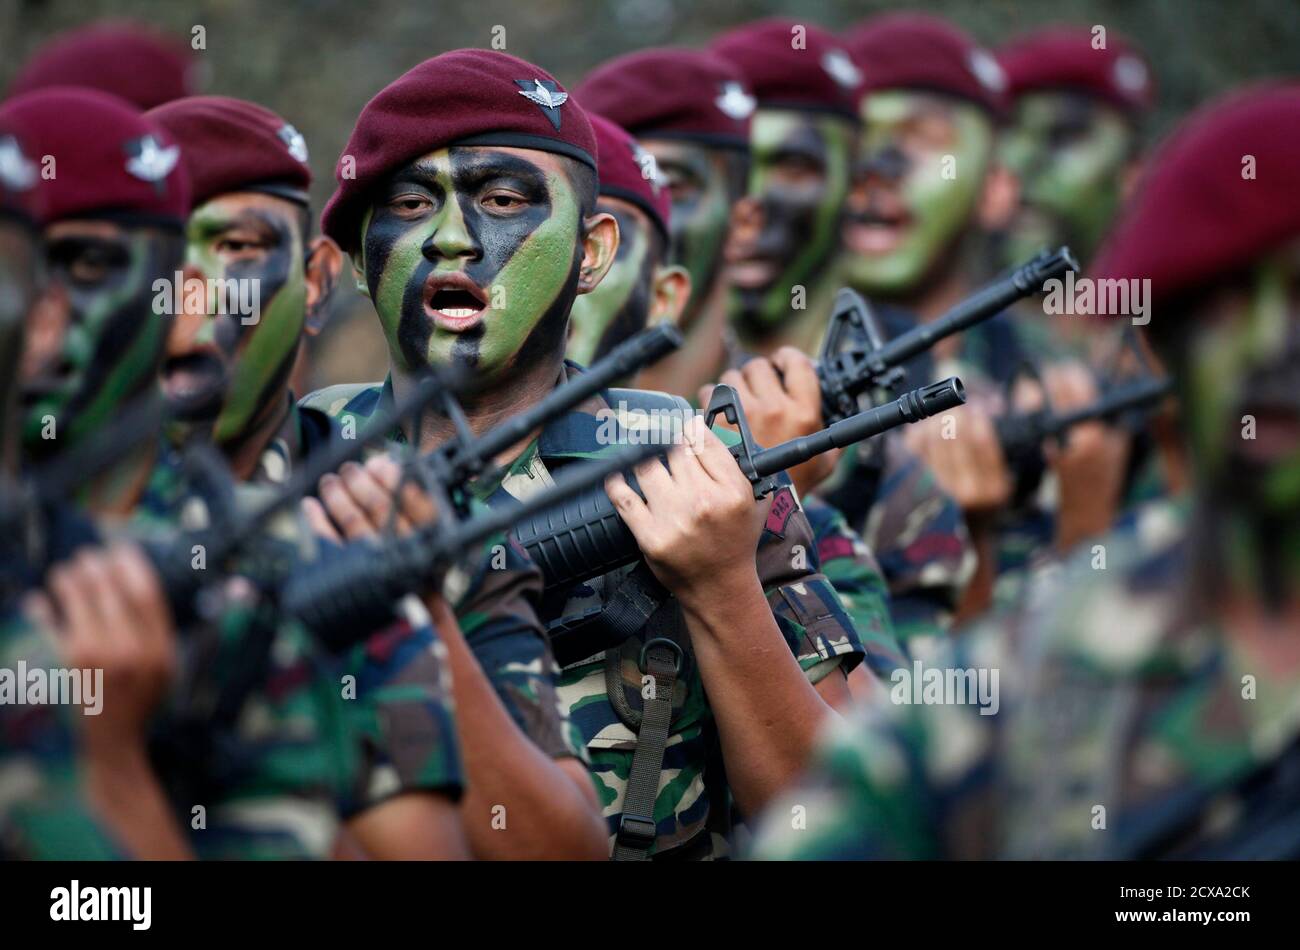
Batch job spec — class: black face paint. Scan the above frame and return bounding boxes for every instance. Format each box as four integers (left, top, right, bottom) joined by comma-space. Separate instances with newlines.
170, 204, 302, 439
363, 147, 584, 384
24, 227, 182, 456
731, 112, 852, 333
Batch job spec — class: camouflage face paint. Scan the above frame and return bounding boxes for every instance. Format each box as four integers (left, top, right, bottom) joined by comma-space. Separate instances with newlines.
998, 92, 1135, 267
362, 146, 582, 383
728, 110, 853, 333
0, 218, 40, 467
842, 91, 994, 295
1183, 241, 1300, 517
22, 221, 181, 457
167, 193, 306, 444
567, 199, 656, 366
643, 138, 734, 324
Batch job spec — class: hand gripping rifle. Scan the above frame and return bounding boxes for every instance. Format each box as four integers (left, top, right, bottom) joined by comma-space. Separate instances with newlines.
995, 372, 1172, 501
144, 326, 682, 808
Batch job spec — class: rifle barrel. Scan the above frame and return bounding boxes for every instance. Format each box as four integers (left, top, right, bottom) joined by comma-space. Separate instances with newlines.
871, 247, 1079, 369
464, 325, 682, 464
1045, 376, 1172, 436
755, 378, 965, 478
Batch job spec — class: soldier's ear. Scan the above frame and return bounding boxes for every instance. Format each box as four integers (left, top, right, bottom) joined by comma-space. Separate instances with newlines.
648, 264, 691, 328
304, 236, 344, 335
576, 211, 619, 295
348, 249, 370, 297
978, 161, 1019, 231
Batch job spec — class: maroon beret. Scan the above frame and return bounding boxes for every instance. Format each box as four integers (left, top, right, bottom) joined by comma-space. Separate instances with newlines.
322, 49, 595, 253
846, 13, 1010, 119
711, 18, 862, 118
999, 27, 1154, 114
148, 96, 312, 209
0, 123, 43, 226
574, 48, 754, 150
586, 112, 671, 243
1090, 84, 1300, 314
9, 21, 196, 111
0, 88, 190, 226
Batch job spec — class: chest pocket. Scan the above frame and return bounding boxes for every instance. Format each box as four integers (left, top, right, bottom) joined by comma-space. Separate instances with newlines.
553, 569, 708, 751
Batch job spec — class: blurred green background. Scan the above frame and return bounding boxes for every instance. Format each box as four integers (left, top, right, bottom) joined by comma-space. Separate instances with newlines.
4, 0, 1297, 385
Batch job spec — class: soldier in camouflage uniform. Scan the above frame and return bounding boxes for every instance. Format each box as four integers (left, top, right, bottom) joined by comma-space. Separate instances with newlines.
564, 112, 691, 373
579, 37, 974, 647
146, 95, 579, 858
565, 110, 903, 685
752, 85, 1300, 860
0, 88, 468, 859
147, 96, 344, 487
307, 49, 873, 859
0, 119, 128, 859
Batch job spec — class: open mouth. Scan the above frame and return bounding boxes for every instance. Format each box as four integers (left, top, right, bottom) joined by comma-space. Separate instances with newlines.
423, 272, 489, 332
727, 258, 779, 291
842, 205, 911, 256
162, 351, 225, 415
21, 359, 77, 407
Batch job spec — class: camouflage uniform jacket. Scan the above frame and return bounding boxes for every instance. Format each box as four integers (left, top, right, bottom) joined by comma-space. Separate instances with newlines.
0, 447, 455, 859
310, 367, 871, 858
800, 494, 905, 672
751, 498, 1300, 859
300, 380, 586, 765
242, 401, 467, 823
819, 430, 976, 646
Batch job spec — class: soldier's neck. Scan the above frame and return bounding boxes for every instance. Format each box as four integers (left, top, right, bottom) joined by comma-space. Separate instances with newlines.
737, 258, 846, 358
1201, 489, 1300, 624
866, 237, 981, 364
78, 441, 159, 517
394, 354, 563, 468
222, 389, 292, 482
637, 275, 731, 400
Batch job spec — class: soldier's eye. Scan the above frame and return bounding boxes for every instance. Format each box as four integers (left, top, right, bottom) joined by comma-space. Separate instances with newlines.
49, 239, 128, 286
215, 236, 266, 256
390, 195, 432, 216
482, 190, 527, 213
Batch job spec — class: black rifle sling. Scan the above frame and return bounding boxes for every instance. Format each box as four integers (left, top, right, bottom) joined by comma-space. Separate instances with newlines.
610, 587, 686, 861
569, 386, 693, 859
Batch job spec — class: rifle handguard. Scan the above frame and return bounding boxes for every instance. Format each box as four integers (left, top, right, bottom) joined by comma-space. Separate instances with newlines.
515, 377, 966, 591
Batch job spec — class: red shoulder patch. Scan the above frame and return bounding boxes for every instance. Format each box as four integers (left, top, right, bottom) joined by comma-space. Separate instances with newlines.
816, 535, 856, 563
764, 486, 798, 538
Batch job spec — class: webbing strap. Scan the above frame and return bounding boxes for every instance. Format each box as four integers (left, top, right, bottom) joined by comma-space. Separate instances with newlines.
612, 623, 683, 862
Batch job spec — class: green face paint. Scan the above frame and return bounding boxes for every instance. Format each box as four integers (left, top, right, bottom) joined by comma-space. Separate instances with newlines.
728, 110, 853, 332
568, 199, 655, 366
999, 92, 1135, 266
0, 219, 40, 466
643, 138, 735, 324
842, 91, 993, 295
363, 146, 582, 382
22, 222, 180, 457
1183, 242, 1300, 516
165, 193, 307, 445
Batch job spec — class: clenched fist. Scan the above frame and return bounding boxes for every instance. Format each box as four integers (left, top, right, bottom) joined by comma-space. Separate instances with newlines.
25, 543, 178, 753
605, 415, 770, 603
904, 399, 1013, 514
699, 347, 837, 496
304, 453, 438, 543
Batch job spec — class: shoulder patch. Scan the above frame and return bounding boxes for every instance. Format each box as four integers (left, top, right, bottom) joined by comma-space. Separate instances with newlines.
765, 486, 798, 538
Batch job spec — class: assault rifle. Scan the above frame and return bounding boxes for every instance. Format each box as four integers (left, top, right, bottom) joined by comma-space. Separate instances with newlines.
154, 325, 685, 647
816, 247, 1079, 423
996, 372, 1172, 500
